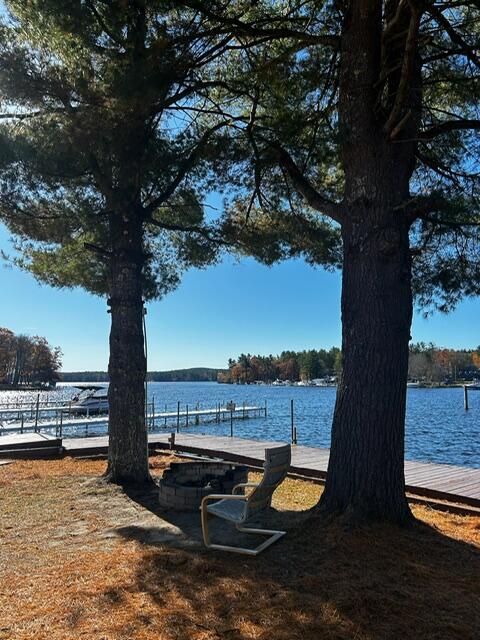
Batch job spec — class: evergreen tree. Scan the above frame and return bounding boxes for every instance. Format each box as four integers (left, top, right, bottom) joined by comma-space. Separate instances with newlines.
0, 1, 246, 483
0, 0, 332, 484
219, 0, 479, 522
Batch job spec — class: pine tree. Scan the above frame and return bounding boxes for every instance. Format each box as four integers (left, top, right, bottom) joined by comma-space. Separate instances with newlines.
218, 0, 479, 522
0, 1, 246, 484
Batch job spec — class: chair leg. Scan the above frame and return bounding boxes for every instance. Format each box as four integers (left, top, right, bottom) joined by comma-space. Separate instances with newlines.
201, 504, 211, 547
201, 518, 286, 556
236, 525, 286, 555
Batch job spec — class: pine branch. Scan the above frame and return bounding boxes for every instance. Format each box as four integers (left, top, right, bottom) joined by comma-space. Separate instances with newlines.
142, 119, 232, 216
0, 108, 68, 120
162, 80, 249, 110
146, 218, 233, 247
178, 1, 339, 47
393, 194, 448, 221
384, 2, 422, 135
84, 242, 112, 259
86, 0, 126, 48
416, 149, 479, 181
418, 213, 480, 228
428, 5, 480, 69
419, 119, 480, 139
267, 143, 345, 224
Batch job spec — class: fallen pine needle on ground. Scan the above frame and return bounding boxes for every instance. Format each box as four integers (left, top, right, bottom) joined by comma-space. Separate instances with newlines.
0, 455, 479, 640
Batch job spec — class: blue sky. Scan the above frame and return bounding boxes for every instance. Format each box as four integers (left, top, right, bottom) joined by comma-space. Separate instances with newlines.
1, 223, 479, 371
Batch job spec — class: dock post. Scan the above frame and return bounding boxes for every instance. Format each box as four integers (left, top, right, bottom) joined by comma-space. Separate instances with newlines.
230, 407, 234, 437
243, 402, 246, 419
186, 404, 189, 427
164, 404, 167, 426
290, 399, 297, 445
59, 409, 63, 438
151, 395, 155, 428
176, 401, 180, 433
21, 414, 24, 434
195, 402, 199, 425
464, 385, 469, 410
34, 394, 40, 432
264, 400, 267, 418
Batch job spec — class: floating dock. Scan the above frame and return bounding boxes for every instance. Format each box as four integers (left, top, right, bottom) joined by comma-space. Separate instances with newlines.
0, 403, 266, 435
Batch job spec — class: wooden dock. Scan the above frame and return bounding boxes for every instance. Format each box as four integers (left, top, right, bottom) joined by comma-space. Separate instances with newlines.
1, 431, 478, 510
0, 432, 62, 458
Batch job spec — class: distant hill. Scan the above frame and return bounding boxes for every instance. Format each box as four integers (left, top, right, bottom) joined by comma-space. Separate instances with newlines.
59, 367, 224, 383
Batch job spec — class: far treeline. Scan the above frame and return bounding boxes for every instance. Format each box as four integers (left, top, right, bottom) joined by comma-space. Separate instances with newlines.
219, 349, 342, 384
0, 328, 62, 387
408, 343, 480, 383
59, 368, 222, 383
221, 344, 480, 384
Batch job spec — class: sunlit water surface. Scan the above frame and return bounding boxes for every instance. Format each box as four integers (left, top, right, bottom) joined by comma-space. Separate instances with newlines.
1, 382, 478, 469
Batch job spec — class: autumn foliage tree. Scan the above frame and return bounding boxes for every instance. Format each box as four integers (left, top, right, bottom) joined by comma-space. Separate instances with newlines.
220, 348, 340, 383
408, 343, 479, 382
0, 328, 61, 386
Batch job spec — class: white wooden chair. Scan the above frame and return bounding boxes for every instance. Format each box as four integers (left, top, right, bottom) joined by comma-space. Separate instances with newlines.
200, 444, 291, 556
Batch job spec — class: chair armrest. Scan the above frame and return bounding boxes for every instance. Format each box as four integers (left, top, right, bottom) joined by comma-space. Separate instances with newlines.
232, 482, 259, 495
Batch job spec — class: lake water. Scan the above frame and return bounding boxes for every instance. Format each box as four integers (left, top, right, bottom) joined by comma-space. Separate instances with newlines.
1, 382, 479, 469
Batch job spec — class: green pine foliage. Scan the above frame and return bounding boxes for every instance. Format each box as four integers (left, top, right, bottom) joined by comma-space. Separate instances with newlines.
0, 1, 235, 297
211, 1, 480, 311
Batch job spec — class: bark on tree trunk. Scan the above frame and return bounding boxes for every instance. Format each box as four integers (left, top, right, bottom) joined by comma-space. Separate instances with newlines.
105, 210, 150, 485
319, 213, 414, 524
316, 0, 419, 523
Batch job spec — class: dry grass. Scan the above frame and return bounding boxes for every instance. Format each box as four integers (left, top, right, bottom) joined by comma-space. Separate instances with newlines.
0, 455, 479, 640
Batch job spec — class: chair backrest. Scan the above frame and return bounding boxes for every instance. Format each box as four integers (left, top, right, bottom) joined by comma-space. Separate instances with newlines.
245, 444, 291, 518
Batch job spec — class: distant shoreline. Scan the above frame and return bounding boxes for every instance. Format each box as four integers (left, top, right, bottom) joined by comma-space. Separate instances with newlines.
0, 384, 53, 391
59, 367, 225, 383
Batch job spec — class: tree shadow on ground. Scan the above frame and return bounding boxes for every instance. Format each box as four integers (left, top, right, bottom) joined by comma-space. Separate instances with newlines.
120, 481, 316, 549
115, 485, 480, 639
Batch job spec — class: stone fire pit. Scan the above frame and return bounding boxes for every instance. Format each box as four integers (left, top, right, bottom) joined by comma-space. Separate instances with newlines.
159, 461, 249, 511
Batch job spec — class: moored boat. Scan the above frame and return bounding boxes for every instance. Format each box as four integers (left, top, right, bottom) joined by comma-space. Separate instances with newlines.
67, 384, 109, 414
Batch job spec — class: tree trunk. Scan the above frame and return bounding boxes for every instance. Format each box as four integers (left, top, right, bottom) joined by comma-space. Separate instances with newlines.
319, 211, 414, 524
317, 0, 419, 524
105, 210, 150, 485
